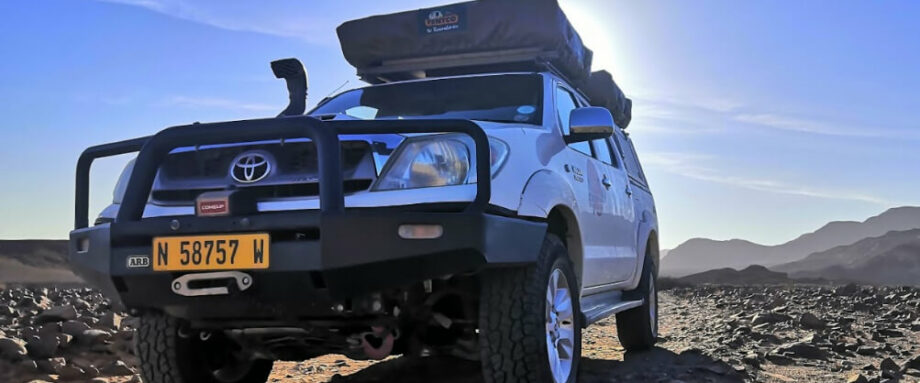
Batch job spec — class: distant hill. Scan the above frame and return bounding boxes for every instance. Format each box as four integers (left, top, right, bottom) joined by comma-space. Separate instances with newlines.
774, 229, 920, 285
661, 206, 920, 277
677, 265, 793, 285
0, 240, 80, 284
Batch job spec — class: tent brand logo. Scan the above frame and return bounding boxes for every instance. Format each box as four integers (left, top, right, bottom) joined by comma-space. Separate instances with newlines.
419, 5, 466, 35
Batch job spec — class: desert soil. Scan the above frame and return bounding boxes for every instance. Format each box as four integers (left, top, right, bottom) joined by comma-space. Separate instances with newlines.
2, 284, 919, 383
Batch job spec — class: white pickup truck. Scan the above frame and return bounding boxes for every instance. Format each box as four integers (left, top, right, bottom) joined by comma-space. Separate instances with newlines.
68, 3, 659, 383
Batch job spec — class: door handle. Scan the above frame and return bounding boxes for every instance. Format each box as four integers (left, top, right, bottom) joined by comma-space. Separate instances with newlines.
625, 186, 633, 197
602, 175, 612, 189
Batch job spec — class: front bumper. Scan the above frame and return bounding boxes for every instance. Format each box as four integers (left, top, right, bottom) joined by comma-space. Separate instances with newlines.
69, 206, 546, 321
69, 117, 547, 323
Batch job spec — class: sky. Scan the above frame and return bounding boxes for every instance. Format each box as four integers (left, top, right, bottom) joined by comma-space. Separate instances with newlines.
1, 0, 918, 249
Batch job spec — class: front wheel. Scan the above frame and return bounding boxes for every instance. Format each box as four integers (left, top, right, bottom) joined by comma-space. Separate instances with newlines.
136, 313, 274, 383
479, 234, 582, 383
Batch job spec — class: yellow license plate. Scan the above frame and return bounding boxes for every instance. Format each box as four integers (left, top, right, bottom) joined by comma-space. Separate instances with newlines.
152, 233, 269, 271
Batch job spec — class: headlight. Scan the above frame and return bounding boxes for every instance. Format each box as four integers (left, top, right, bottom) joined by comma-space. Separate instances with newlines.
373, 134, 509, 191
112, 158, 136, 204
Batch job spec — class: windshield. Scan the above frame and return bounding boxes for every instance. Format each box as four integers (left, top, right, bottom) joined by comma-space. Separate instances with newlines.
311, 74, 543, 125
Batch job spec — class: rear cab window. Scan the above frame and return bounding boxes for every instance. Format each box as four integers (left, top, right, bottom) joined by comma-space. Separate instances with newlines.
613, 130, 647, 185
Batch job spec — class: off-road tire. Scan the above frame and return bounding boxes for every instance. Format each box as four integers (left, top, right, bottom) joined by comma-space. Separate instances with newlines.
479, 234, 582, 383
137, 313, 274, 383
616, 255, 658, 350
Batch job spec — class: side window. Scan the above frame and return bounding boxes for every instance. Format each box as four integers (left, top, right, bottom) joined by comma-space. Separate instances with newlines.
555, 86, 591, 156
591, 139, 616, 167
625, 138, 648, 183
615, 132, 646, 183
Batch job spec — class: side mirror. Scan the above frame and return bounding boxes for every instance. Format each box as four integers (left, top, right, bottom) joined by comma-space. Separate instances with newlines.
565, 107, 615, 143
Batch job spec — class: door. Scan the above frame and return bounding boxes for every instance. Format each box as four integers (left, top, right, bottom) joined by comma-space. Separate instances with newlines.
553, 85, 625, 288
592, 137, 638, 283
609, 131, 640, 278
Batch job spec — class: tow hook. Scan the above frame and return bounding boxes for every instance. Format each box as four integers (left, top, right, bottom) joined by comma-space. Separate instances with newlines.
360, 326, 399, 360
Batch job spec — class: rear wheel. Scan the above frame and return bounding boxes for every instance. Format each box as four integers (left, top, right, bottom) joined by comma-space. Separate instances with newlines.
615, 255, 658, 350
479, 234, 582, 383
136, 313, 274, 383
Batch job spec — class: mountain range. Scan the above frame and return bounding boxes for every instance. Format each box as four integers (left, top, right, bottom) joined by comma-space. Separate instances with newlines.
774, 228, 920, 285
661, 206, 920, 277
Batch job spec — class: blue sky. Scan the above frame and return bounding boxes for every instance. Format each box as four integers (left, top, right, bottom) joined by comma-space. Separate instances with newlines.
1, 0, 918, 249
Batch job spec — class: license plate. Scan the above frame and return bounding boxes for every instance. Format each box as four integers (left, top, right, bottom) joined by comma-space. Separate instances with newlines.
152, 233, 269, 271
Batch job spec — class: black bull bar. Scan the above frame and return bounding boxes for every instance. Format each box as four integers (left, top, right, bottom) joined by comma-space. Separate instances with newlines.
74, 116, 491, 230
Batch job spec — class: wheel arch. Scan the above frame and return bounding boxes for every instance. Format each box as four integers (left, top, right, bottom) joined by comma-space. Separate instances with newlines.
545, 204, 585, 287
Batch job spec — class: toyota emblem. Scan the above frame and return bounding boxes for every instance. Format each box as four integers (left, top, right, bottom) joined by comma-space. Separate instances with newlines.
230, 152, 271, 183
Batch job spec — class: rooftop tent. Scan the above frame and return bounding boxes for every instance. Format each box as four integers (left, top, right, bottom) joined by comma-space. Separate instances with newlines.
336, 0, 593, 85
584, 70, 632, 128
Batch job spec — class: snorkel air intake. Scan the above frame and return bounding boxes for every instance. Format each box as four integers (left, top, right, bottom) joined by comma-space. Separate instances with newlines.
271, 58, 308, 117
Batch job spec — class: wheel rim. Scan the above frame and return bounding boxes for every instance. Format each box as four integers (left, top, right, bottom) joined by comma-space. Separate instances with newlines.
648, 277, 658, 338
545, 268, 575, 383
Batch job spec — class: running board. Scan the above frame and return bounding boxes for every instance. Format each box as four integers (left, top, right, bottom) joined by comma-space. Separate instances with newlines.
580, 290, 644, 327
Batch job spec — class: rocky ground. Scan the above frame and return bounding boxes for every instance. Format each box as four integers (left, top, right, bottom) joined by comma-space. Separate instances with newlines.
2, 284, 918, 383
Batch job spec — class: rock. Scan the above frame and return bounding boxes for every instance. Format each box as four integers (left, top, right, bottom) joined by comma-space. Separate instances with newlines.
765, 353, 794, 365
799, 313, 827, 329
775, 342, 828, 360
904, 355, 920, 370
102, 360, 135, 376
25, 334, 59, 358
36, 357, 66, 374
847, 373, 869, 383
752, 312, 791, 325
61, 319, 91, 336
57, 364, 87, 380
857, 346, 879, 356
0, 336, 28, 360
100, 311, 123, 330
78, 328, 113, 345
836, 283, 860, 296
880, 357, 899, 372
35, 305, 78, 324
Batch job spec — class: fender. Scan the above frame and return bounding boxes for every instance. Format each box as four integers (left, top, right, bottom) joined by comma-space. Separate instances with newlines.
517, 169, 578, 218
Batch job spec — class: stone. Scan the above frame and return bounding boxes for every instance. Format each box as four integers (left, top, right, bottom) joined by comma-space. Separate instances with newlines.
752, 312, 791, 325
102, 360, 136, 376
56, 364, 87, 380
765, 353, 794, 365
78, 328, 113, 345
61, 319, 91, 336
836, 283, 860, 296
36, 357, 66, 374
904, 355, 920, 370
25, 334, 59, 358
880, 357, 899, 372
800, 313, 827, 329
35, 305, 78, 324
100, 311, 123, 330
847, 373, 869, 383
775, 342, 828, 360
0, 336, 28, 360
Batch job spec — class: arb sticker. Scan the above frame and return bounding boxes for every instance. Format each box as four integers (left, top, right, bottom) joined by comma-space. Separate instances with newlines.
127, 256, 150, 268
418, 5, 467, 35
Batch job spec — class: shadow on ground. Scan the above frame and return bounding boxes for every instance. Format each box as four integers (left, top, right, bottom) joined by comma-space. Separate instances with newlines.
330, 347, 745, 383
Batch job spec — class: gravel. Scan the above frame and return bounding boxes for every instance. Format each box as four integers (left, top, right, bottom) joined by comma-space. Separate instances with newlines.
2, 284, 919, 383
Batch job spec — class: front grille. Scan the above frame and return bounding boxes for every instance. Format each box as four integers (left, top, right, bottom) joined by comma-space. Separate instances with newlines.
152, 179, 374, 203
151, 140, 377, 204
162, 141, 371, 179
